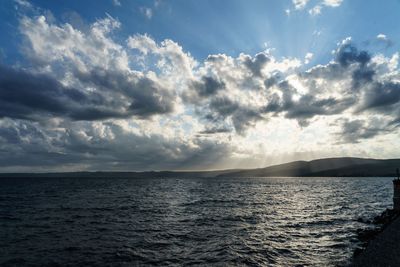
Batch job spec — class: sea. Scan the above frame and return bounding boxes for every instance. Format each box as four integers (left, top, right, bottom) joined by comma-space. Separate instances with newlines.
0, 176, 393, 266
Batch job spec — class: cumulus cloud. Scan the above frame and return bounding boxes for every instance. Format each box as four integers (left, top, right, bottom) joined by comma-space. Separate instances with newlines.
323, 0, 343, 7
360, 81, 400, 112
17, 15, 179, 120
309, 5, 322, 15
243, 52, 271, 77
0, 65, 177, 121
191, 76, 225, 98
292, 0, 343, 15
293, 0, 310, 9
0, 119, 233, 171
198, 126, 231, 135
1, 3, 400, 171
263, 37, 400, 131
304, 52, 313, 64
376, 33, 393, 48
335, 118, 390, 144
377, 34, 388, 41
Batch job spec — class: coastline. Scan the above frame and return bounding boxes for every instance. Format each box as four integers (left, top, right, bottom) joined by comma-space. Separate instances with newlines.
350, 211, 400, 266
351, 175, 400, 267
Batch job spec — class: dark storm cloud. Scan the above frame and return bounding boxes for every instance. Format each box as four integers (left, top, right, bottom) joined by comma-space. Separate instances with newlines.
0, 65, 84, 120
191, 40, 397, 134
335, 43, 371, 67
335, 119, 389, 143
208, 97, 240, 117
0, 65, 175, 121
75, 68, 175, 118
193, 76, 225, 97
182, 76, 226, 103
264, 72, 282, 89
285, 41, 400, 129
352, 68, 375, 89
303, 42, 374, 89
338, 45, 377, 91
262, 81, 295, 114
360, 81, 400, 111
284, 96, 354, 120
244, 52, 271, 77
262, 81, 355, 126
198, 97, 264, 134
209, 97, 263, 134
198, 126, 231, 135
390, 117, 400, 127
231, 108, 263, 134
0, 120, 79, 168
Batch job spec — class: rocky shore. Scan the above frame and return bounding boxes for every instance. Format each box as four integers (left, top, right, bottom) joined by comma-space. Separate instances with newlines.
350, 209, 400, 266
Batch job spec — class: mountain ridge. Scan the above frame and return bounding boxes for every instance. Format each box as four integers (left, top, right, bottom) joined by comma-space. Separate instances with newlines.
217, 157, 398, 177
0, 157, 399, 178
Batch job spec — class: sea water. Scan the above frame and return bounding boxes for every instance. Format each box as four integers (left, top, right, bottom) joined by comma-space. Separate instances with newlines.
0, 177, 393, 266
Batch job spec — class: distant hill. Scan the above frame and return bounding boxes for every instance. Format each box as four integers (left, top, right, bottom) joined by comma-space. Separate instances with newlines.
217, 158, 400, 177
0, 157, 399, 178
0, 169, 239, 178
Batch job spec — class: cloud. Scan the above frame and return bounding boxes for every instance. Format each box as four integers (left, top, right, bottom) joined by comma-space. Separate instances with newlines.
19, 14, 125, 70
262, 80, 354, 126
191, 76, 225, 98
292, 0, 343, 15
127, 33, 196, 77
309, 5, 322, 15
112, 0, 121, 6
243, 52, 271, 77
263, 37, 400, 130
0, 119, 233, 171
1, 3, 400, 171
323, 0, 343, 7
334, 38, 371, 67
377, 34, 388, 41
14, 0, 32, 9
140, 7, 153, 19
18, 11, 400, 134
196, 96, 264, 135
75, 68, 176, 118
17, 15, 179, 121
376, 33, 393, 48
293, 0, 310, 9
360, 81, 400, 112
0, 65, 176, 121
0, 66, 102, 121
336, 118, 389, 143
198, 126, 231, 135
304, 52, 313, 64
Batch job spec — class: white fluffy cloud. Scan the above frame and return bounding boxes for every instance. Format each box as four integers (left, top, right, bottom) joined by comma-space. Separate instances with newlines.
323, 0, 343, 7
292, 0, 343, 15
293, 0, 310, 9
0, 3, 399, 171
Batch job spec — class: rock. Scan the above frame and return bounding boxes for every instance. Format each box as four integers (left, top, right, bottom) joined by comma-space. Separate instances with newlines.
357, 228, 381, 242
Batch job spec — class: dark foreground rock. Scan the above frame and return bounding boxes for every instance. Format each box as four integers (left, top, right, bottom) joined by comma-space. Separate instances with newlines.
350, 210, 400, 266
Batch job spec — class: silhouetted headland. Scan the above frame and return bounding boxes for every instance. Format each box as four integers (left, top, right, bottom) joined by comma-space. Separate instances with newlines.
1, 157, 399, 178
350, 169, 400, 266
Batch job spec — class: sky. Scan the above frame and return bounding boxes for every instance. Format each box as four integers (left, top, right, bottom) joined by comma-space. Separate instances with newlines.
0, 0, 399, 172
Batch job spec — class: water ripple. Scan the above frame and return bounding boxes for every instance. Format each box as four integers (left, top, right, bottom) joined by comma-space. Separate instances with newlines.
0, 176, 393, 266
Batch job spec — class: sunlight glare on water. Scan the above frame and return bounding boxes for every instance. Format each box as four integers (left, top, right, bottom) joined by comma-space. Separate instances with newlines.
0, 177, 393, 266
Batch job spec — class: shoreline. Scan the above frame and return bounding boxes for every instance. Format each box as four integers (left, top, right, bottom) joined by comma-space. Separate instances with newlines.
350, 209, 400, 266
